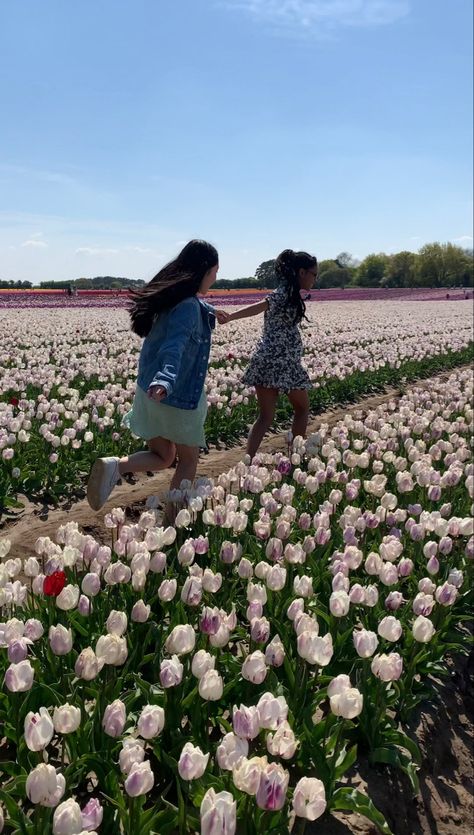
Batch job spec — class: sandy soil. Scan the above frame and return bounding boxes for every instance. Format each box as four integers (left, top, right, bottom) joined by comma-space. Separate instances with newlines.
2, 371, 473, 835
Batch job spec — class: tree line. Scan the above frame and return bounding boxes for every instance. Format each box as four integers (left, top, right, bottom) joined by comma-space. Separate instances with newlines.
214, 242, 474, 290
2, 242, 472, 290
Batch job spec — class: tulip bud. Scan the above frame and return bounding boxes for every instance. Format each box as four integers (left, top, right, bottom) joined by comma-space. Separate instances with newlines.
81, 797, 103, 831
53, 799, 83, 835
102, 699, 126, 737
178, 742, 210, 780
119, 738, 145, 775
53, 704, 81, 734
256, 762, 289, 811
292, 777, 327, 821
371, 652, 403, 681
241, 650, 267, 684
124, 761, 155, 797
412, 615, 436, 643
75, 647, 104, 680
131, 600, 151, 622
199, 669, 224, 701
216, 733, 249, 770
200, 790, 237, 835
330, 687, 363, 719
106, 610, 127, 636
233, 704, 260, 740
159, 655, 183, 688
329, 590, 350, 617
233, 756, 267, 796
165, 624, 196, 655
377, 616, 402, 642
49, 625, 73, 656
266, 720, 298, 759
24, 707, 54, 751
265, 635, 285, 667
26, 763, 66, 807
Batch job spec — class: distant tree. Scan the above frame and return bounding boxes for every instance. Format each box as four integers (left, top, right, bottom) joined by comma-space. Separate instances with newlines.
255, 259, 277, 288
0, 279, 32, 288
382, 251, 417, 287
317, 259, 352, 288
416, 242, 473, 287
335, 251, 357, 269
355, 253, 389, 287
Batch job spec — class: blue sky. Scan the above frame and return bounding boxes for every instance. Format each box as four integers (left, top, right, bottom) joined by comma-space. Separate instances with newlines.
0, 0, 472, 283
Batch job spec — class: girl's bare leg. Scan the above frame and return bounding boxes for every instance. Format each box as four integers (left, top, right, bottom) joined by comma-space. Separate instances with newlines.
118, 436, 176, 475
287, 389, 310, 439
246, 386, 279, 459
166, 443, 200, 522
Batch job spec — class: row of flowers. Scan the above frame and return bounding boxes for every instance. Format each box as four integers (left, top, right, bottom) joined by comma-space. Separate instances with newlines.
0, 367, 472, 833
0, 301, 472, 514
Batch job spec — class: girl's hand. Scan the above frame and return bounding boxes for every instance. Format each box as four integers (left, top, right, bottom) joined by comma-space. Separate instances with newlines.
147, 385, 167, 402
215, 310, 231, 324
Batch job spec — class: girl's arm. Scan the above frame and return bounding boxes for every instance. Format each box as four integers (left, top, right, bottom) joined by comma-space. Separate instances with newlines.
226, 299, 268, 322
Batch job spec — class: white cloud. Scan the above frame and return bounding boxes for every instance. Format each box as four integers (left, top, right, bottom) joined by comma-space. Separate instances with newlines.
453, 235, 473, 244
74, 247, 120, 256
21, 239, 48, 248
219, 0, 410, 34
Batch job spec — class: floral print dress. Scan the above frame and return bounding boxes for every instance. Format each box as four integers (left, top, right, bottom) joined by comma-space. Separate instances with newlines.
242, 287, 312, 392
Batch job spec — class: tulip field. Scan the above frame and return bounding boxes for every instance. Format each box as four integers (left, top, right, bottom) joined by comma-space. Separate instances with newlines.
0, 299, 472, 515
0, 297, 473, 834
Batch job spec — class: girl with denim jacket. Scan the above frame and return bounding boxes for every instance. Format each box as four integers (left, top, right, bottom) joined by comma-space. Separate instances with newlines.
87, 240, 226, 513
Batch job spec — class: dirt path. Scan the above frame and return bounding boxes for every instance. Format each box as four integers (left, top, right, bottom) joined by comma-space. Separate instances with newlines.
4, 384, 402, 559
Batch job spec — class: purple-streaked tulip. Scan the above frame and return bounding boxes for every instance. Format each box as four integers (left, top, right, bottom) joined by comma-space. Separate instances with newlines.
233, 704, 260, 740
385, 591, 404, 611
159, 655, 183, 688
256, 762, 289, 811
24, 707, 54, 751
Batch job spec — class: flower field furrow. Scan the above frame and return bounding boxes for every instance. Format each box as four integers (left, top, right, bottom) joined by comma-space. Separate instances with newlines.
1, 287, 473, 308
0, 367, 473, 833
0, 302, 472, 514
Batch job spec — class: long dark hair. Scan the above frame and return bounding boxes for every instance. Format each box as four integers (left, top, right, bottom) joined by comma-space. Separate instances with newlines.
275, 249, 318, 323
129, 240, 219, 337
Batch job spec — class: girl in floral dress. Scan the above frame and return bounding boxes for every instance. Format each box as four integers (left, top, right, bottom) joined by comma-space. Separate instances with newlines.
224, 249, 318, 458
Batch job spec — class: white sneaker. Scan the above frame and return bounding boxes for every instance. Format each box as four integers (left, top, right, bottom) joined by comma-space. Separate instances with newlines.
87, 457, 121, 511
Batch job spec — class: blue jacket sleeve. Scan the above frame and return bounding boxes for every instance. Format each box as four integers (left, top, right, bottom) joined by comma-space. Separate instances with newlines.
149, 300, 199, 393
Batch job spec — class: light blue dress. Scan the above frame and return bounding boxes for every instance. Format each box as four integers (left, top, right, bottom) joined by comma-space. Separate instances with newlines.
122, 385, 207, 448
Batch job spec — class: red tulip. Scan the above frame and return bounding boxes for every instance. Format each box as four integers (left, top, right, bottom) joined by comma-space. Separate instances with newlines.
43, 571, 67, 597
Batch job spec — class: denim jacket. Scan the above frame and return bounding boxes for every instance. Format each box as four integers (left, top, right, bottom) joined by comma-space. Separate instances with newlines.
136, 296, 216, 410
